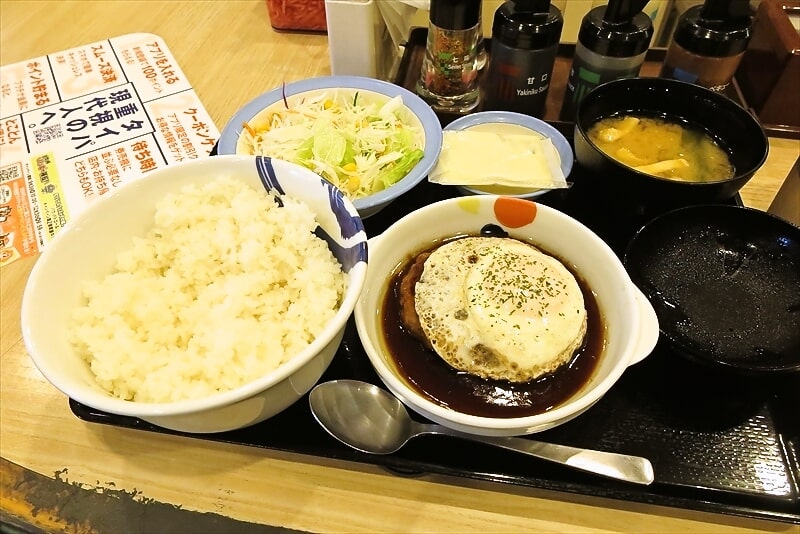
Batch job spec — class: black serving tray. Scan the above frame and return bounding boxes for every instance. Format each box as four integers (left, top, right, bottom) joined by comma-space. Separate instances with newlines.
70, 35, 800, 525
71, 147, 800, 523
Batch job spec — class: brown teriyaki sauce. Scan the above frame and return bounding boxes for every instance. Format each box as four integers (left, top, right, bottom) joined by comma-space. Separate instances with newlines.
380, 224, 604, 419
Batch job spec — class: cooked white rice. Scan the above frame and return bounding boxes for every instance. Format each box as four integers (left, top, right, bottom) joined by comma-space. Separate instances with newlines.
69, 176, 345, 403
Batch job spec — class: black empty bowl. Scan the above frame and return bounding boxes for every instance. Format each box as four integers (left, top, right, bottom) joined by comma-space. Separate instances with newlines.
574, 77, 769, 214
624, 205, 800, 375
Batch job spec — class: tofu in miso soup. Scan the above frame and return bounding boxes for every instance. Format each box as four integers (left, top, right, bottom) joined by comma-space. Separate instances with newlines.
587, 115, 734, 182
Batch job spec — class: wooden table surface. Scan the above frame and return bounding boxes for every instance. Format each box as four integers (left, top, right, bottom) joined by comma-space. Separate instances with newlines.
1, 2, 799, 532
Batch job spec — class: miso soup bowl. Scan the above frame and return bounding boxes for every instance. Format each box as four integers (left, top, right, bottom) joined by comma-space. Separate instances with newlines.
574, 77, 769, 213
354, 196, 660, 437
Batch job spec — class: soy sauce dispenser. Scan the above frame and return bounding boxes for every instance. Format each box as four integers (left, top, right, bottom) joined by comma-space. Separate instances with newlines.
483, 0, 564, 118
660, 0, 752, 92
559, 0, 653, 122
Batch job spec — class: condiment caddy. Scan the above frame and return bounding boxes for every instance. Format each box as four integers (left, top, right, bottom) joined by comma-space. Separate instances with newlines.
396, 26, 795, 139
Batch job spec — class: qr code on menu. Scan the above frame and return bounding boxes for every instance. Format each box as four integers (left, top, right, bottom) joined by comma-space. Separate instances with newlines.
32, 124, 63, 144
0, 163, 21, 184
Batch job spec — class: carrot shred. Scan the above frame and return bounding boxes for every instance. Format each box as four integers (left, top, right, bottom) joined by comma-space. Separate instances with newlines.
242, 122, 257, 137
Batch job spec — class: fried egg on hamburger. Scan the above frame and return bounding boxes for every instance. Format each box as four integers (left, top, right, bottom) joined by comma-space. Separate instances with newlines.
414, 236, 587, 382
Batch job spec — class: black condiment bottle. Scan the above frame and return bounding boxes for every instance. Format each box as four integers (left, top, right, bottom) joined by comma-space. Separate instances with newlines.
416, 0, 483, 113
482, 0, 564, 118
559, 0, 653, 122
660, 0, 752, 92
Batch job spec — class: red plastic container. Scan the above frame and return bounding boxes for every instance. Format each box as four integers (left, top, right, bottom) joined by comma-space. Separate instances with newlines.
266, 0, 328, 32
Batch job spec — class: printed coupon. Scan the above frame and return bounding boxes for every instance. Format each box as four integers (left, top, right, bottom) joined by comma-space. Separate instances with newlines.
0, 33, 219, 266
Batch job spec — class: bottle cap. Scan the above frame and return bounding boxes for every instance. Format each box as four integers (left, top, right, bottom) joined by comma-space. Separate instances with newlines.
673, 3, 752, 57
430, 0, 482, 31
578, 3, 653, 58
492, 0, 563, 50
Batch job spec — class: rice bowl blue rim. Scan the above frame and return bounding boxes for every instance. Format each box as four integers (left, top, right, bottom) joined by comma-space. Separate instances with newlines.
217, 75, 443, 212
444, 111, 574, 198
253, 156, 367, 272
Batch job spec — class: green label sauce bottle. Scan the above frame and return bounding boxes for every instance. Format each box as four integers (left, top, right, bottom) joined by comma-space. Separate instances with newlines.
559, 0, 653, 122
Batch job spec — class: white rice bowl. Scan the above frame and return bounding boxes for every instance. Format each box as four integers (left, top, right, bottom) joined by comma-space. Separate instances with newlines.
70, 176, 345, 404
22, 155, 368, 433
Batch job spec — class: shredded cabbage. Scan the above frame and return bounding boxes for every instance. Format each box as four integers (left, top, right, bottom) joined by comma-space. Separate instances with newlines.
242, 90, 425, 200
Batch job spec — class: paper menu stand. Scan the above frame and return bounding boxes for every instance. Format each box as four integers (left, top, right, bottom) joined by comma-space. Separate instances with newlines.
0, 33, 220, 267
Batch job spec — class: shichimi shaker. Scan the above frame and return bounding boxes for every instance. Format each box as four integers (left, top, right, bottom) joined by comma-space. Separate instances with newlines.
416, 0, 483, 113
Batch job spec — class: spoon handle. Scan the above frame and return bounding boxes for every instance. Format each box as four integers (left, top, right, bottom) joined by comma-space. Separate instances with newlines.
428, 426, 654, 485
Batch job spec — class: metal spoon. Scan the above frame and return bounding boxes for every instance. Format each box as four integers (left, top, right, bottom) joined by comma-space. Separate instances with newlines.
308, 379, 654, 485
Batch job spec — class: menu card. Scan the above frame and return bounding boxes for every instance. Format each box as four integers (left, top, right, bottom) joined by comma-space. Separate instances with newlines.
0, 33, 219, 266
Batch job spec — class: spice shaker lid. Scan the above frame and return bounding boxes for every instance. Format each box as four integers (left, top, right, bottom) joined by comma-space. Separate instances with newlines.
578, 1, 654, 58
673, 1, 752, 58
429, 0, 482, 31
492, 0, 563, 50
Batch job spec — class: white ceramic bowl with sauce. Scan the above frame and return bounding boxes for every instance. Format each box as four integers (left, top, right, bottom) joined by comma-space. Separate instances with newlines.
217, 75, 443, 218
21, 155, 368, 433
444, 111, 574, 200
354, 195, 658, 437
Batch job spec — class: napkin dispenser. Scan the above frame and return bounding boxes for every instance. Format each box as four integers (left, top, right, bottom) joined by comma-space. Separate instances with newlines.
325, 0, 407, 80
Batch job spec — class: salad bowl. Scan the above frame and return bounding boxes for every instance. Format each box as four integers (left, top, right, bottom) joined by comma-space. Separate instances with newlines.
218, 75, 443, 218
